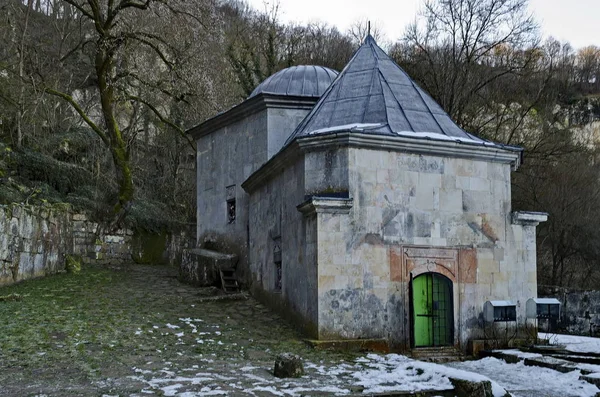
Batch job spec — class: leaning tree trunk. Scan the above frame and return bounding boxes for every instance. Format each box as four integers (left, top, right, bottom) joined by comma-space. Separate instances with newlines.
96, 45, 134, 230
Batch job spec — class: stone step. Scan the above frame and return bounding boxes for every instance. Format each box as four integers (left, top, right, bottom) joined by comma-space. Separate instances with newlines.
219, 268, 239, 294
579, 374, 600, 388
551, 354, 600, 365
411, 347, 463, 363
523, 356, 579, 373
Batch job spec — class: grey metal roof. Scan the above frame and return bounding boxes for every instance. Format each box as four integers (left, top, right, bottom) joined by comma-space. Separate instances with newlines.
248, 65, 338, 99
285, 35, 491, 146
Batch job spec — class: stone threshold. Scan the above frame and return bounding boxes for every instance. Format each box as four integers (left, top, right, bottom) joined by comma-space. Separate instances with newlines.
304, 338, 389, 353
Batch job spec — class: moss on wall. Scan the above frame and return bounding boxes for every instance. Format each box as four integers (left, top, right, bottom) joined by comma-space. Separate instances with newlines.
131, 229, 168, 265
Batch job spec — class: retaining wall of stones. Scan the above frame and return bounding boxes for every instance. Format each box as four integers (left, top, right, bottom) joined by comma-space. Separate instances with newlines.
539, 285, 600, 336
0, 204, 192, 287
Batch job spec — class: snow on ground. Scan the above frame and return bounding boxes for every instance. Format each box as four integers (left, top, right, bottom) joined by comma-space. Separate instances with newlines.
496, 349, 543, 359
445, 357, 600, 397
540, 333, 600, 354
345, 354, 509, 396
128, 317, 600, 396
129, 321, 513, 397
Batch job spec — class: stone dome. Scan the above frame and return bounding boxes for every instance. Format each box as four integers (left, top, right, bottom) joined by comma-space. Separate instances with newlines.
248, 65, 338, 99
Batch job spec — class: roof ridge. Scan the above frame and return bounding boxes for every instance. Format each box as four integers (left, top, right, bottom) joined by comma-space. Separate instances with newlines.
378, 69, 416, 132
282, 35, 495, 148
409, 76, 446, 135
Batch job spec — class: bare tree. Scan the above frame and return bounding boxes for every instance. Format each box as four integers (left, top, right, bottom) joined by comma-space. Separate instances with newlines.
347, 18, 385, 47
37, 0, 219, 227
401, 0, 540, 127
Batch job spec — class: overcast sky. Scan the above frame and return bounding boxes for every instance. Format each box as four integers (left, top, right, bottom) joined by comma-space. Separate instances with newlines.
246, 0, 599, 49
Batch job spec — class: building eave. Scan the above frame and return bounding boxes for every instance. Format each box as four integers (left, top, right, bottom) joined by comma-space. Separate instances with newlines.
241, 142, 302, 194
186, 93, 320, 140
242, 131, 523, 194
297, 132, 522, 170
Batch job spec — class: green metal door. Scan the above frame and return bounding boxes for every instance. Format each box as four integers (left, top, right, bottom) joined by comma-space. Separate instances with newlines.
412, 273, 453, 347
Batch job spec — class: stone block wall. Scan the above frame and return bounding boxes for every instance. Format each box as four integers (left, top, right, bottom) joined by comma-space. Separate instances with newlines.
539, 286, 600, 336
0, 204, 71, 286
0, 204, 192, 287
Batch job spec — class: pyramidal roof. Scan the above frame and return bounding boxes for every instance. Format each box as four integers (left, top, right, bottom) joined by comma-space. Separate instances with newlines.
285, 35, 489, 146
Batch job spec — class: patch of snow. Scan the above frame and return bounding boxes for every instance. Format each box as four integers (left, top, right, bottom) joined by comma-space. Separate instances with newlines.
160, 383, 183, 396
576, 363, 600, 374
307, 123, 385, 135
446, 356, 599, 397
496, 349, 543, 359
166, 323, 180, 329
540, 333, 600, 354
533, 298, 561, 304
394, 130, 492, 145
246, 385, 285, 396
243, 373, 271, 383
175, 332, 184, 337
197, 387, 227, 396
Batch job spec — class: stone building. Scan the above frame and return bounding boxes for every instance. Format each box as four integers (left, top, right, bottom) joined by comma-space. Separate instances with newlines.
188, 36, 547, 352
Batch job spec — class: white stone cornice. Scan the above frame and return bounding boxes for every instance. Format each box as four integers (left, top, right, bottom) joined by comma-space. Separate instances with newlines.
242, 131, 523, 193
187, 94, 319, 140
297, 197, 354, 215
512, 211, 549, 226
297, 132, 522, 170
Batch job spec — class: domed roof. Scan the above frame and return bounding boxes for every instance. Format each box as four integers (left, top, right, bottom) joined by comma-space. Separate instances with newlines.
248, 65, 338, 99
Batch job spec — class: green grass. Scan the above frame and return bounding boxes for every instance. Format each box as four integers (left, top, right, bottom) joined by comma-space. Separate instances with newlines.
0, 264, 361, 395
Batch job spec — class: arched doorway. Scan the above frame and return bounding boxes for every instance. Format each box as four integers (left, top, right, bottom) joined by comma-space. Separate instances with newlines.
412, 272, 453, 347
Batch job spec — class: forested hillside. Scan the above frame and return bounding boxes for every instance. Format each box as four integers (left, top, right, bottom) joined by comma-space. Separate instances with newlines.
1, 0, 599, 288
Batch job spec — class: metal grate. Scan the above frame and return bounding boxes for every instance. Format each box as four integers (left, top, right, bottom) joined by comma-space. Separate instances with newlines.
413, 272, 453, 347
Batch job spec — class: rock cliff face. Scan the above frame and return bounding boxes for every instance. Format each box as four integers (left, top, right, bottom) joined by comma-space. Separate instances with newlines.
567, 96, 600, 126
565, 96, 600, 147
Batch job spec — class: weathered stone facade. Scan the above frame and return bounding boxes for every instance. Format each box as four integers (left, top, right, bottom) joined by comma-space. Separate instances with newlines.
190, 39, 547, 352
191, 95, 322, 283
242, 138, 545, 349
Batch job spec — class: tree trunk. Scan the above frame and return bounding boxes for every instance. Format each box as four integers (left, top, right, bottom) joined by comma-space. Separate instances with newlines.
17, 0, 34, 149
96, 44, 134, 229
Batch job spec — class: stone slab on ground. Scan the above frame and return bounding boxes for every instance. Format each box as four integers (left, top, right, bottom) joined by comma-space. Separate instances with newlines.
449, 378, 494, 397
580, 374, 600, 387
179, 248, 238, 286
523, 356, 579, 373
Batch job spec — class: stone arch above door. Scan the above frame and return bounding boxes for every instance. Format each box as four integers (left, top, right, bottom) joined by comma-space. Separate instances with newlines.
389, 245, 477, 284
